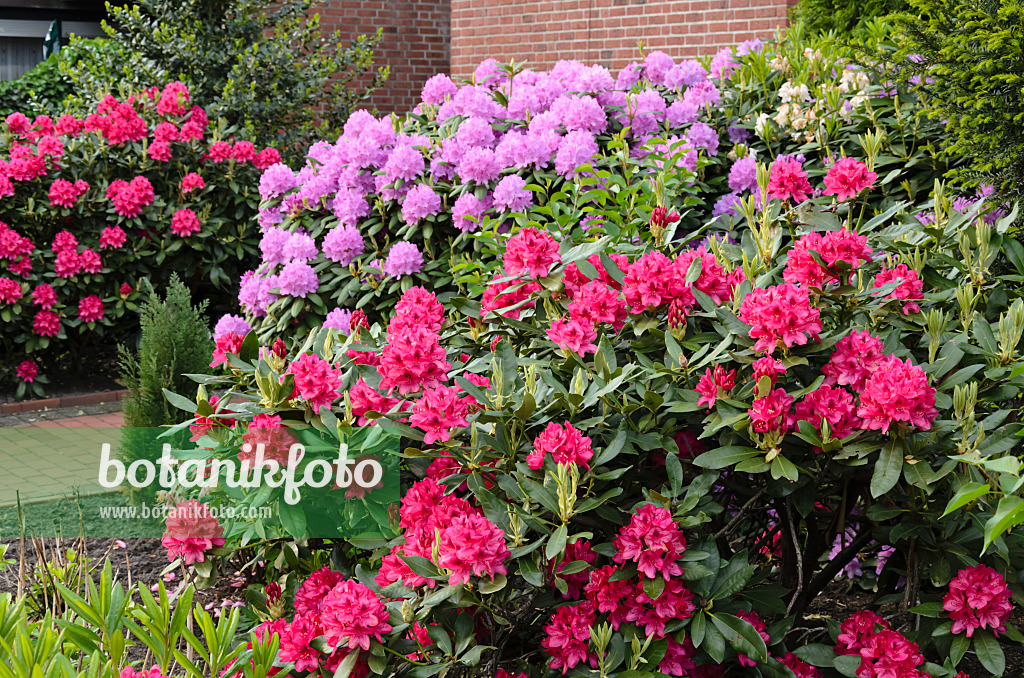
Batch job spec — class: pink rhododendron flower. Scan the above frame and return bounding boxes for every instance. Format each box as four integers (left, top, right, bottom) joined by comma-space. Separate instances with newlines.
547, 317, 598, 356
390, 286, 445, 335
823, 157, 877, 202
410, 385, 471, 444
943, 564, 1013, 637
835, 610, 890, 655
349, 377, 402, 426
120, 666, 168, 678
613, 504, 686, 579
795, 385, 860, 440
99, 225, 127, 249
548, 539, 597, 599
784, 228, 874, 288
528, 421, 594, 470
33, 310, 60, 336
254, 147, 282, 170
0, 277, 22, 304
77, 295, 104, 322
187, 394, 234, 442
108, 176, 155, 217
210, 331, 244, 368
287, 353, 342, 413
170, 208, 202, 237
232, 141, 256, 163
696, 364, 737, 410
504, 227, 560, 279
660, 636, 698, 677
148, 141, 172, 162
752, 356, 786, 388
542, 602, 596, 673
239, 413, 296, 467
822, 330, 887, 392
780, 652, 822, 678
436, 510, 510, 585
320, 579, 392, 651
156, 81, 190, 116
48, 178, 88, 208
857, 355, 937, 433
180, 172, 205, 193
749, 388, 794, 433
855, 628, 925, 678
738, 283, 822, 354
294, 567, 344, 617
481, 277, 540, 320
16, 359, 38, 383
161, 499, 225, 564
30, 283, 56, 309
872, 264, 924, 315
567, 280, 628, 330
767, 157, 813, 203
622, 250, 689, 314
379, 325, 450, 395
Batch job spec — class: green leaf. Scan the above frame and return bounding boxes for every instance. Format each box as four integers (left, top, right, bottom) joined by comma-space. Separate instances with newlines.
973, 631, 1005, 676
694, 446, 760, 470
870, 441, 903, 498
162, 389, 198, 414
794, 643, 836, 668
942, 482, 990, 517
909, 602, 943, 617
950, 633, 969, 667
710, 612, 767, 664
277, 500, 307, 539
546, 525, 568, 560
983, 495, 1024, 553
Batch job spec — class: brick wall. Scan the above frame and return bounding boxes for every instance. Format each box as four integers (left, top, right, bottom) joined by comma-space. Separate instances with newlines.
450, 0, 796, 78
319, 0, 451, 113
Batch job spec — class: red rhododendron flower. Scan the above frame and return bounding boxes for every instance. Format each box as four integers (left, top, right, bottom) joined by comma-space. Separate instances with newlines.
436, 510, 510, 585
528, 421, 594, 470
767, 157, 813, 203
660, 636, 698, 677
857, 354, 937, 433
696, 364, 737, 410
319, 579, 393, 651
16, 359, 38, 383
779, 652, 822, 678
410, 384, 470, 444
378, 325, 450, 395
943, 564, 1013, 637
294, 567, 344, 617
542, 601, 596, 673
239, 413, 296, 467
795, 384, 860, 440
548, 539, 597, 599
48, 178, 88, 208
210, 331, 245, 368
255, 147, 283, 170
835, 610, 890, 655
784, 228, 874, 288
749, 388, 794, 433
855, 628, 924, 678
33, 309, 60, 336
120, 283, 132, 296
823, 157, 877, 202
752, 355, 786, 388
287, 353, 343, 413
156, 82, 190, 116
99, 225, 127, 249
31, 283, 56, 309
548, 316, 598, 355
504, 227, 560, 279
613, 504, 687, 579
170, 208, 202, 237
822, 330, 887, 392
0, 277, 22, 304
738, 283, 822, 354
872, 264, 924, 315
161, 499, 225, 564
77, 295, 104, 322
180, 172, 205, 193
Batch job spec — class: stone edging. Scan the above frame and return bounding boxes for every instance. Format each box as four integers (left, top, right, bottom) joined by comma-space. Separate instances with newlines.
0, 389, 129, 416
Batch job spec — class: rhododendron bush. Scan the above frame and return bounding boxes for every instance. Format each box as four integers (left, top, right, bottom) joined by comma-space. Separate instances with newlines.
0, 81, 279, 392
235, 25, 973, 347
163, 130, 1024, 678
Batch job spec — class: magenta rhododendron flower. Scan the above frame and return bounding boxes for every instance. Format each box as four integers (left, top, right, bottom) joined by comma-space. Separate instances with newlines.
738, 283, 823, 354
179, 172, 205, 193
749, 388, 794, 433
348, 377, 402, 426
784, 227, 873, 288
210, 331, 244, 368
542, 601, 596, 673
170, 208, 201, 237
16, 359, 37, 383
379, 326, 450, 396
547, 539, 596, 600
156, 81, 190, 116
823, 157, 877, 202
238, 413, 295, 467
107, 176, 154, 217
119, 666, 168, 678
767, 157, 813, 203
567, 280, 628, 330
99, 225, 127, 249
613, 504, 687, 580
943, 564, 1013, 637
822, 329, 887, 392
527, 421, 594, 470
481, 277, 540, 320
287, 353, 342, 413
547, 316, 598, 356
410, 385, 470, 444
835, 610, 889, 655
253, 147, 282, 170
504, 227, 560, 279
161, 499, 225, 564
30, 283, 56, 309
437, 510, 510, 585
33, 309, 60, 336
872, 264, 924, 315
696, 364, 737, 410
795, 384, 860, 440
622, 250, 689, 313
77, 295, 104, 322
319, 579, 392, 651
47, 178, 88, 208
294, 567, 344, 617
855, 628, 925, 678
0, 276, 22, 304
856, 354, 937, 433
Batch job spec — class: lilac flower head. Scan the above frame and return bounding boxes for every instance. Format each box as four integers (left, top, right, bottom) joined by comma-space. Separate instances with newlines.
555, 130, 599, 177
284, 232, 318, 261
728, 122, 751, 144
737, 38, 764, 56
383, 144, 425, 183
384, 241, 424, 277
323, 225, 365, 266
551, 95, 608, 134
683, 80, 721, 108
457, 147, 503, 184
239, 270, 279, 318
710, 48, 738, 80
401, 183, 442, 225
259, 164, 298, 200
686, 122, 720, 156
728, 156, 758, 193
277, 261, 319, 298
627, 89, 667, 137
452, 193, 490, 232
455, 116, 497, 148
643, 51, 675, 86
332, 189, 371, 228
260, 227, 291, 265
474, 58, 508, 88
258, 206, 285, 230
665, 60, 708, 88
616, 62, 642, 89
666, 100, 699, 127
324, 308, 353, 334
492, 175, 533, 212
214, 314, 252, 340
421, 73, 458, 105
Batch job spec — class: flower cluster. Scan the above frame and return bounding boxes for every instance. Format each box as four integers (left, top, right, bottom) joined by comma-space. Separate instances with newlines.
161, 499, 226, 565
943, 564, 1013, 637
